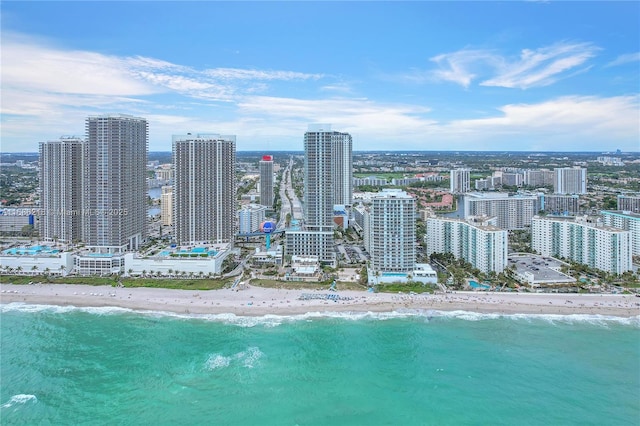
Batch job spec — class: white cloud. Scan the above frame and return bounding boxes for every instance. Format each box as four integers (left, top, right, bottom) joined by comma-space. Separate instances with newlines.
605, 52, 640, 68
236, 96, 435, 138
203, 68, 322, 81
481, 42, 600, 89
429, 42, 599, 89
440, 95, 639, 148
429, 50, 496, 88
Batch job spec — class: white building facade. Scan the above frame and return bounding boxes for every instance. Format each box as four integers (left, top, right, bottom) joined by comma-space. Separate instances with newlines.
366, 189, 416, 273
601, 210, 640, 257
531, 216, 632, 275
238, 204, 267, 234
425, 216, 508, 274
554, 167, 587, 194
463, 192, 537, 230
450, 168, 470, 193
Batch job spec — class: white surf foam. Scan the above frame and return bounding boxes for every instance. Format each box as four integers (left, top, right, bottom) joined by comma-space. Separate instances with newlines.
3, 302, 637, 327
205, 347, 264, 370
205, 354, 231, 370
1, 394, 37, 409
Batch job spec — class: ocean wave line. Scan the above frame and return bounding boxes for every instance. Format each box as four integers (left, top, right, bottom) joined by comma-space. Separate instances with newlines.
2, 302, 639, 328
1, 394, 37, 409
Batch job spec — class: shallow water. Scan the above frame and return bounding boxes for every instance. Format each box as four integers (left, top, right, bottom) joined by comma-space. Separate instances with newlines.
2, 304, 638, 425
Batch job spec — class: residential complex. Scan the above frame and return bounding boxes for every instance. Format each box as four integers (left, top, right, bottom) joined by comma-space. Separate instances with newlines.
554, 167, 587, 194
173, 134, 236, 245
161, 186, 173, 226
450, 168, 470, 193
531, 216, 632, 275
537, 194, 581, 215
364, 189, 416, 273
463, 192, 537, 230
287, 125, 352, 264
617, 195, 640, 213
38, 137, 84, 243
425, 216, 508, 274
83, 115, 148, 252
238, 204, 267, 234
524, 169, 555, 187
259, 155, 274, 209
601, 210, 640, 257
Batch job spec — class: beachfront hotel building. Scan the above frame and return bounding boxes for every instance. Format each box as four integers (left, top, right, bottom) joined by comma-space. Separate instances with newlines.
259, 155, 274, 209
554, 167, 587, 194
601, 210, 640, 257
531, 216, 632, 275
425, 216, 508, 274
160, 186, 173, 227
450, 168, 470, 193
39, 137, 84, 243
365, 189, 416, 273
285, 125, 352, 265
173, 134, 236, 245
83, 115, 148, 252
463, 192, 537, 230
617, 195, 640, 213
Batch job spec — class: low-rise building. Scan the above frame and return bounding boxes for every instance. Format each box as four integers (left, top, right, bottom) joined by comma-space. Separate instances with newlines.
0, 245, 73, 276
123, 244, 233, 277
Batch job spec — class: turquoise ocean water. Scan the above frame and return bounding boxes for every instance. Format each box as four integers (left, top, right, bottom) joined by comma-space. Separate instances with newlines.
1, 304, 639, 425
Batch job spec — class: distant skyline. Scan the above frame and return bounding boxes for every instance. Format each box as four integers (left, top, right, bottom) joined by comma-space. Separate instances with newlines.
1, 1, 639, 153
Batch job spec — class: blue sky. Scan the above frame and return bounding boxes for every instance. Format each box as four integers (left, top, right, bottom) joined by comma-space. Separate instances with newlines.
1, 1, 639, 152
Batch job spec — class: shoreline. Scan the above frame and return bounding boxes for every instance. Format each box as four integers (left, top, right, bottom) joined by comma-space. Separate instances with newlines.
2, 283, 639, 318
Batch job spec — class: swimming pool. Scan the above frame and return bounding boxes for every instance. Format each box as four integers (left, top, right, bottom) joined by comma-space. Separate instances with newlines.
469, 280, 490, 289
3, 246, 59, 255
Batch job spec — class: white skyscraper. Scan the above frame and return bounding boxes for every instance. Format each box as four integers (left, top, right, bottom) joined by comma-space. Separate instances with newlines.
532, 216, 631, 275
39, 137, 84, 243
259, 155, 274, 209
554, 167, 587, 194
173, 134, 236, 245
84, 115, 148, 252
450, 168, 470, 193
366, 189, 416, 273
425, 216, 508, 274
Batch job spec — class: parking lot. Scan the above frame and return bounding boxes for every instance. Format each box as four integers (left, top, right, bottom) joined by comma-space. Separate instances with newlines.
508, 253, 576, 286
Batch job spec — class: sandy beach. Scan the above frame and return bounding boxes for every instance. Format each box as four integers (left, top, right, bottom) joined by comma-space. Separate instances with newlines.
1, 283, 639, 318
